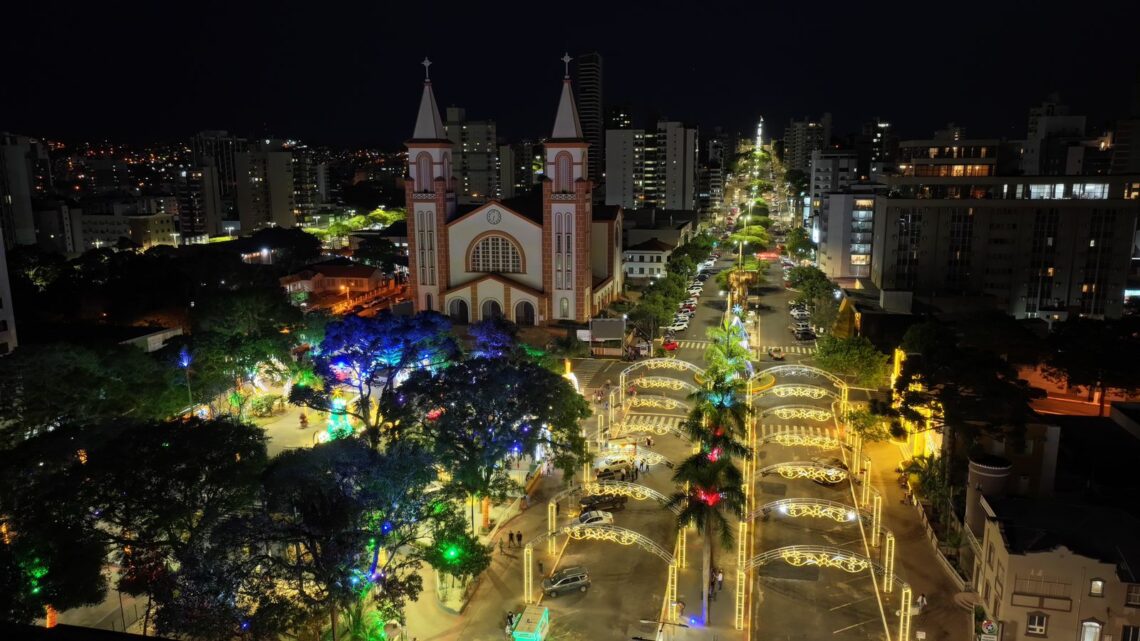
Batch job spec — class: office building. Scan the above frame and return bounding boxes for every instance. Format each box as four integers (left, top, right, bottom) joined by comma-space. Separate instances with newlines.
853, 119, 897, 179
0, 225, 16, 355
573, 52, 604, 186
782, 114, 832, 172
443, 107, 499, 204
0, 133, 41, 247
1018, 96, 1110, 176
235, 141, 295, 230
697, 163, 724, 218
191, 131, 245, 217
175, 165, 223, 239
871, 174, 1140, 320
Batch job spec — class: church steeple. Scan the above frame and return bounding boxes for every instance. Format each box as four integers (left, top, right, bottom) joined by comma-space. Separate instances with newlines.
551, 53, 583, 141
411, 58, 447, 141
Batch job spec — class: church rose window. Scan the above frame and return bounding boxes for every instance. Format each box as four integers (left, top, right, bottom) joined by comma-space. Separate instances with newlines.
470, 235, 522, 273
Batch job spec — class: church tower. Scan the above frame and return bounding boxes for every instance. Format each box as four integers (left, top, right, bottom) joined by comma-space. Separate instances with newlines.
404, 58, 455, 313
543, 54, 593, 323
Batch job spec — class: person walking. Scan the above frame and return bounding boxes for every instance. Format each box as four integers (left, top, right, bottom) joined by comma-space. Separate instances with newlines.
508, 531, 515, 548
516, 530, 523, 548
716, 569, 724, 591
916, 593, 928, 612
498, 539, 505, 555
709, 577, 717, 601
537, 560, 544, 576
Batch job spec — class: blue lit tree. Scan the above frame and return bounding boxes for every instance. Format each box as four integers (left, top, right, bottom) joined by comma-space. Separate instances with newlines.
290, 312, 460, 448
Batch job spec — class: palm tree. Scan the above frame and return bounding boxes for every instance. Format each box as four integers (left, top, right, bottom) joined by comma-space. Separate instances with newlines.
704, 319, 752, 381
666, 455, 747, 625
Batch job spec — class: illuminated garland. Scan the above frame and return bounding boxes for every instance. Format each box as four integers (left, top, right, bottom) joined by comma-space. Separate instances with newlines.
781, 549, 869, 573
632, 377, 688, 391
772, 407, 832, 421
771, 433, 841, 449
771, 464, 848, 483
559, 524, 675, 563
609, 419, 682, 437
769, 385, 830, 399
626, 396, 684, 410
785, 503, 855, 522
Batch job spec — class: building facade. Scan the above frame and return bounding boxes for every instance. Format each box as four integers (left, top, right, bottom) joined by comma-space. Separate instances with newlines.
871, 175, 1140, 319
817, 190, 877, 279
443, 107, 499, 204
0, 133, 42, 247
782, 114, 832, 173
175, 165, 223, 239
623, 238, 674, 281
0, 226, 16, 354
975, 496, 1140, 641
235, 141, 295, 231
605, 128, 646, 209
191, 130, 244, 218
574, 52, 604, 187
404, 65, 622, 326
606, 121, 698, 211
808, 149, 858, 230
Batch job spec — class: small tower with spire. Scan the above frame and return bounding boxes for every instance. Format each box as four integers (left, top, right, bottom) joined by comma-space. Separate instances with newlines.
542, 52, 593, 323
404, 58, 455, 313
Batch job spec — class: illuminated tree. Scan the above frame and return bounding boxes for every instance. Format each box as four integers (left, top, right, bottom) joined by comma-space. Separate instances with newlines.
290, 312, 460, 447
814, 335, 890, 388
398, 357, 590, 532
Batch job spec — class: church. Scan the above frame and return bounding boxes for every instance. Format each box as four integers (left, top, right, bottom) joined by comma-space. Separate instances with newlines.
403, 58, 623, 326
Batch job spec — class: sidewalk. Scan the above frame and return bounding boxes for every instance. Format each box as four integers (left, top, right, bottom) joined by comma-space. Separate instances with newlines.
675, 526, 745, 640
866, 440, 972, 641
404, 468, 573, 641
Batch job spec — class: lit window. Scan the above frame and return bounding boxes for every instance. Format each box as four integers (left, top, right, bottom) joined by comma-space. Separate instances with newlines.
1090, 579, 1105, 597
1127, 584, 1140, 607
470, 236, 522, 273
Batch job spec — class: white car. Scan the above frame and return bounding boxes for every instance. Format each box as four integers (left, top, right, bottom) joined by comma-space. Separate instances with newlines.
667, 321, 689, 332
577, 510, 614, 526
790, 309, 810, 321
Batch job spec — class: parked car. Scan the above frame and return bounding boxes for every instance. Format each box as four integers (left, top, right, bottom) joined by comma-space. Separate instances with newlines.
791, 309, 811, 321
792, 321, 811, 332
794, 329, 816, 342
579, 494, 628, 512
667, 322, 689, 333
697, 274, 710, 281
542, 566, 591, 597
576, 510, 614, 526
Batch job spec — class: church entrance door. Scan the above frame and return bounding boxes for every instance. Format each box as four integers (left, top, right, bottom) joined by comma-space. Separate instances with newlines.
514, 301, 536, 325
481, 300, 503, 321
448, 299, 469, 324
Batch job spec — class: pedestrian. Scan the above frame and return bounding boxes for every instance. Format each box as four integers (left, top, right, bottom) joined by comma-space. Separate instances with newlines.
555, 501, 560, 515
916, 593, 928, 612
538, 560, 544, 576
505, 623, 512, 638
505, 611, 514, 627
516, 530, 522, 548
717, 569, 724, 591
498, 539, 505, 555
508, 531, 515, 548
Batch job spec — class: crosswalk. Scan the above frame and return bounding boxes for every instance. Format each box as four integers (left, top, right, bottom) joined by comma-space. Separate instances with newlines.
669, 340, 816, 355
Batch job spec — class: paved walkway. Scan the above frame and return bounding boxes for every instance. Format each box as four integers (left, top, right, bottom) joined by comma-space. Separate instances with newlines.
867, 440, 972, 641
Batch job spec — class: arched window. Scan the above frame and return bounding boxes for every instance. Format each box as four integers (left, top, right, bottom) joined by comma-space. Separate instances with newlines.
469, 235, 522, 273
559, 297, 569, 318
481, 299, 503, 321
555, 151, 572, 192
515, 301, 535, 325
424, 293, 433, 312
415, 152, 432, 192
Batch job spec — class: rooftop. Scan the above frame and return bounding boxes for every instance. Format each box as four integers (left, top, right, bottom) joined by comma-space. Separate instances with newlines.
988, 495, 1140, 581
626, 237, 675, 252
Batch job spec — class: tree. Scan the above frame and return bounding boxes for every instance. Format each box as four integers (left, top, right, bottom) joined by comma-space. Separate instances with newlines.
896, 322, 1042, 455
78, 419, 268, 634
291, 312, 460, 447
814, 335, 890, 388
398, 357, 590, 532
467, 318, 521, 360
1042, 317, 1140, 416
703, 317, 752, 381
0, 344, 185, 446
845, 408, 893, 442
253, 439, 442, 640
785, 226, 814, 260
354, 237, 401, 274
246, 227, 322, 270
422, 503, 493, 588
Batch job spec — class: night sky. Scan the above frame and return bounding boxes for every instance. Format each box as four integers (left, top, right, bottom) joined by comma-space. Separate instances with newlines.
4, 0, 1139, 147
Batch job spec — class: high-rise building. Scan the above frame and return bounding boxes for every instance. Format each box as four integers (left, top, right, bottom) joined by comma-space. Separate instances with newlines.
498, 141, 538, 199
175, 164, 223, 239
1019, 96, 1097, 176
0, 133, 41, 247
0, 225, 16, 354
871, 174, 1140, 320
817, 188, 881, 279
573, 52, 604, 186
291, 147, 328, 222
853, 119, 897, 179
606, 120, 698, 211
443, 107, 499, 204
808, 149, 858, 231
605, 128, 646, 209
782, 114, 832, 173
606, 104, 632, 130
235, 141, 295, 230
191, 131, 245, 217
697, 163, 724, 217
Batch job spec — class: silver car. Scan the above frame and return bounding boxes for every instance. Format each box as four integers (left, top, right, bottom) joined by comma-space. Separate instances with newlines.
542, 566, 591, 597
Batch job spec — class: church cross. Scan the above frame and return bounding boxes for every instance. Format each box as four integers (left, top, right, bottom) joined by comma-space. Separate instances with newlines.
561, 52, 572, 78
422, 57, 432, 80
